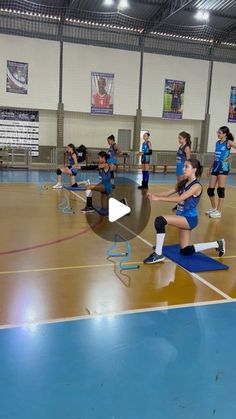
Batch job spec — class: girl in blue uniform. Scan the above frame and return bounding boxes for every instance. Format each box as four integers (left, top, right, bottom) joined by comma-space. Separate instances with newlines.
206, 126, 236, 219
107, 134, 122, 187
138, 132, 152, 190
81, 151, 112, 214
143, 159, 225, 264
176, 131, 191, 183
53, 143, 80, 189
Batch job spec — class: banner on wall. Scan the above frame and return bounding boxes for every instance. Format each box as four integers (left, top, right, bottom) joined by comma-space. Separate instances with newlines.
162, 79, 185, 119
91, 72, 114, 115
0, 109, 39, 156
6, 60, 28, 94
228, 86, 236, 123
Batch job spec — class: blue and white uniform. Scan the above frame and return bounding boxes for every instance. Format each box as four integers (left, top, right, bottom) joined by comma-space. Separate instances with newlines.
107, 144, 118, 165
211, 139, 231, 175
141, 141, 151, 164
68, 154, 78, 176
99, 167, 112, 195
176, 144, 188, 176
176, 179, 202, 229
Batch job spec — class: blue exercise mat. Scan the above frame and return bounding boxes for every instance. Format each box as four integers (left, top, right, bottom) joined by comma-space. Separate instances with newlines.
94, 206, 108, 216
162, 244, 229, 272
64, 185, 86, 191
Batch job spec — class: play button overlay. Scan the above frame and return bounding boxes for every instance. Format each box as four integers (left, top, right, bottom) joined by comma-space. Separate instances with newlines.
108, 197, 131, 222
84, 176, 151, 242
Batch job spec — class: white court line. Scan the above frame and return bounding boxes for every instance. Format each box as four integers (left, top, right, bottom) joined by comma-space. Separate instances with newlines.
191, 273, 232, 300
0, 298, 235, 330
70, 189, 232, 300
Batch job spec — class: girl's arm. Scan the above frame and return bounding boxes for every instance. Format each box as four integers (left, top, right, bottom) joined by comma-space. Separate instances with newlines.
208, 155, 215, 175
72, 153, 78, 167
148, 140, 152, 151
98, 162, 109, 170
223, 140, 236, 162
114, 144, 123, 156
185, 146, 191, 160
147, 188, 177, 200
148, 183, 201, 203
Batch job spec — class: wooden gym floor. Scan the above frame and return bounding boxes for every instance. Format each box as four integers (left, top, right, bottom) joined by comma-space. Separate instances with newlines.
0, 173, 236, 328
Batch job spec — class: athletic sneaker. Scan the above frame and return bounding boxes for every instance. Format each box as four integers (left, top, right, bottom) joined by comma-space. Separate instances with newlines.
205, 208, 217, 215
209, 210, 222, 218
52, 183, 63, 189
80, 206, 95, 213
217, 239, 225, 257
143, 252, 165, 264
78, 179, 90, 187
71, 183, 79, 188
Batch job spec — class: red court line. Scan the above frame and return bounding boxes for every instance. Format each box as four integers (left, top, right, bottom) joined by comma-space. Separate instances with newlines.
0, 219, 103, 256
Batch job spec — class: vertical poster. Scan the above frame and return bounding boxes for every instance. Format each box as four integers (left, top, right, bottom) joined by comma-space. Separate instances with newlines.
91, 72, 114, 115
6, 60, 28, 94
228, 86, 236, 123
0, 109, 39, 156
162, 79, 185, 119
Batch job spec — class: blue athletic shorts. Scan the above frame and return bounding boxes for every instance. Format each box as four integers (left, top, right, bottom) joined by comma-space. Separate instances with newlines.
141, 156, 150, 164
100, 182, 112, 195
184, 216, 198, 230
176, 162, 184, 176
107, 158, 117, 165
211, 169, 229, 176
68, 166, 77, 176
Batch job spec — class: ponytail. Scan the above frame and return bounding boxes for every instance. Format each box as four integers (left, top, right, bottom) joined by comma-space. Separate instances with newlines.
219, 126, 234, 141
179, 131, 192, 148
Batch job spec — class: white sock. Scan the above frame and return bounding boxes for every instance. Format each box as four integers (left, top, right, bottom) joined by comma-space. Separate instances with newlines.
155, 233, 165, 255
86, 189, 92, 198
194, 241, 218, 252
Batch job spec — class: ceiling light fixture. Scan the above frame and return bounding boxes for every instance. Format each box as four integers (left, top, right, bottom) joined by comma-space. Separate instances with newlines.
118, 0, 129, 10
103, 0, 114, 6
195, 10, 209, 22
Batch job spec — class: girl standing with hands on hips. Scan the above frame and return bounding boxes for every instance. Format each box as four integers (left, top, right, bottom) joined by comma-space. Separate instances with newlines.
206, 126, 236, 219
176, 131, 191, 183
137, 132, 152, 190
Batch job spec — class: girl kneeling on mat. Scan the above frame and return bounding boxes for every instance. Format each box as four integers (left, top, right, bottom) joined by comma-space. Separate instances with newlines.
143, 159, 225, 264
53, 143, 80, 189
81, 151, 112, 214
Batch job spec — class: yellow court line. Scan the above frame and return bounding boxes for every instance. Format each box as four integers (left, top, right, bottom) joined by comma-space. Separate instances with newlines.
2, 255, 235, 276
0, 261, 147, 276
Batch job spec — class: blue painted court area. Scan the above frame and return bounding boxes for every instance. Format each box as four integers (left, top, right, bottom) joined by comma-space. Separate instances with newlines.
2, 168, 236, 187
0, 302, 236, 419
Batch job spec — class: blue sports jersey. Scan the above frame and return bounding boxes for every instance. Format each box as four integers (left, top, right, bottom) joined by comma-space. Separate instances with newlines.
176, 144, 187, 165
176, 179, 202, 217
212, 139, 231, 172
99, 167, 112, 194
141, 141, 151, 164
68, 155, 74, 166
108, 143, 118, 165
108, 143, 117, 159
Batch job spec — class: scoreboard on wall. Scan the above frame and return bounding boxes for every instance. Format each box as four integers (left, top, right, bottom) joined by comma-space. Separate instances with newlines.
0, 109, 39, 157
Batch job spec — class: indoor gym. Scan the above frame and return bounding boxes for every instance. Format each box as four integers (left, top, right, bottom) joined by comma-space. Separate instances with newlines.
1, 1, 236, 418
